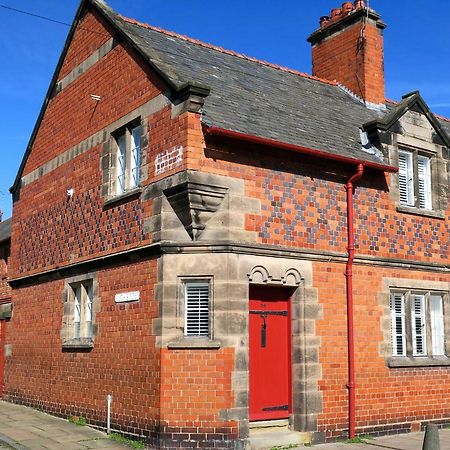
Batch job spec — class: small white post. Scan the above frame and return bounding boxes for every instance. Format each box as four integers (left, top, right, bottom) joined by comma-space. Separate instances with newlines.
106, 394, 113, 435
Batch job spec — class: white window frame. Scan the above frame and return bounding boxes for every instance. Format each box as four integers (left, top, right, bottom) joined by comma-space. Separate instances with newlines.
112, 121, 142, 196
390, 291, 446, 358
184, 281, 210, 337
398, 149, 433, 210
70, 280, 94, 340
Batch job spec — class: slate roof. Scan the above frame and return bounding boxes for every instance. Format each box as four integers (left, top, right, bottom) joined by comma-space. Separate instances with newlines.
0, 218, 12, 244
110, 12, 386, 165
97, 3, 450, 166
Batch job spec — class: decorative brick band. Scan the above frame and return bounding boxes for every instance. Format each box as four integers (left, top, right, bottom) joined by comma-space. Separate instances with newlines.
54, 38, 117, 95
21, 93, 170, 187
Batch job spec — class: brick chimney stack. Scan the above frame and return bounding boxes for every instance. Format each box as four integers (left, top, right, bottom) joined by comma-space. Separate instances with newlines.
307, 1, 387, 105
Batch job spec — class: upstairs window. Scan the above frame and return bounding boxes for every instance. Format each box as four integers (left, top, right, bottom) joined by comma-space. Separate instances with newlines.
398, 150, 432, 210
184, 282, 210, 337
390, 291, 446, 358
114, 122, 141, 196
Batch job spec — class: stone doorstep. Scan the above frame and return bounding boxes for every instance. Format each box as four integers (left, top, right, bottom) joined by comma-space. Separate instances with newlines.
249, 419, 290, 430
248, 427, 311, 450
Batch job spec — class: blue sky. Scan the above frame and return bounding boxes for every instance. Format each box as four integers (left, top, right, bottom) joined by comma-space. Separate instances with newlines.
0, 0, 449, 218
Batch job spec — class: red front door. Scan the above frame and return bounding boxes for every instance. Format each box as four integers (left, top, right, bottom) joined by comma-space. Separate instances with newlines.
0, 320, 5, 398
249, 286, 291, 421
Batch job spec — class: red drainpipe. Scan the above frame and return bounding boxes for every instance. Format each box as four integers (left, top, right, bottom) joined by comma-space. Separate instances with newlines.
345, 163, 364, 439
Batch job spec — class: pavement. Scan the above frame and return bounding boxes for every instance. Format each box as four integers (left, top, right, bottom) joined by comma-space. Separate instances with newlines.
1, 400, 450, 449
0, 401, 131, 450
311, 428, 450, 450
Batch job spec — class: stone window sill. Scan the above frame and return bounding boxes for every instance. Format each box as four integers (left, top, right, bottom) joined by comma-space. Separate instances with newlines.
167, 337, 221, 350
62, 338, 94, 350
104, 187, 142, 207
396, 205, 445, 220
388, 356, 450, 368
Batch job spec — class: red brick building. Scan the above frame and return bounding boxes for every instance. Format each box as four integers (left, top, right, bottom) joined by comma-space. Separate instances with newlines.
2, 0, 449, 448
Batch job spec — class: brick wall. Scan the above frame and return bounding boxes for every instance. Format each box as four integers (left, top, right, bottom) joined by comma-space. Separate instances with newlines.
10, 9, 193, 278
5, 258, 160, 438
315, 263, 450, 439
159, 348, 238, 448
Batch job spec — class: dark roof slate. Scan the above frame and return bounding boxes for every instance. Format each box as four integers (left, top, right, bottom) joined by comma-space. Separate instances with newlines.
0, 218, 12, 244
116, 16, 387, 164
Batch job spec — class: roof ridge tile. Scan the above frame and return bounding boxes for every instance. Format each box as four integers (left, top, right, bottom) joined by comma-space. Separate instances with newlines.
119, 15, 338, 87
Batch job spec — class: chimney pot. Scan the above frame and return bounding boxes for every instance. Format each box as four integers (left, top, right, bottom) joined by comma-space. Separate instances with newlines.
342, 2, 354, 16
320, 15, 331, 28
354, 0, 365, 9
331, 8, 342, 21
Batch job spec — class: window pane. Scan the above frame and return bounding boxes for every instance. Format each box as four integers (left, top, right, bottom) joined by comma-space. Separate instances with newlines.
430, 295, 445, 356
130, 126, 141, 188
116, 133, 126, 194
398, 151, 414, 206
84, 283, 93, 338
185, 282, 209, 337
411, 295, 427, 356
390, 293, 406, 356
73, 286, 81, 339
417, 155, 432, 209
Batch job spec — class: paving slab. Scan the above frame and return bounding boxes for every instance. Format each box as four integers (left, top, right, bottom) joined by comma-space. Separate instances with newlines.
309, 429, 450, 450
0, 401, 131, 450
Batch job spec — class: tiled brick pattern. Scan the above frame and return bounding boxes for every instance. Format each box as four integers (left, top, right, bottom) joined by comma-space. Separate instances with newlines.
4, 259, 160, 439
12, 147, 148, 276
202, 140, 449, 263
159, 348, 240, 449
314, 262, 450, 440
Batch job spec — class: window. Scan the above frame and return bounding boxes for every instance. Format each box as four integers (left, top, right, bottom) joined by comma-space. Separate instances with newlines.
184, 282, 210, 337
390, 292, 446, 358
398, 149, 432, 209
70, 281, 94, 340
113, 123, 141, 196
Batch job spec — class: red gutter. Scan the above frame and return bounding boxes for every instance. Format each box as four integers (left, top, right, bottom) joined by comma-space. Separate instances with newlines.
203, 125, 398, 173
345, 163, 364, 439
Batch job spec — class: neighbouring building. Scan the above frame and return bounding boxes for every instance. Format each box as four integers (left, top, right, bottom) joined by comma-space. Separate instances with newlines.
2, 0, 449, 448
0, 217, 12, 400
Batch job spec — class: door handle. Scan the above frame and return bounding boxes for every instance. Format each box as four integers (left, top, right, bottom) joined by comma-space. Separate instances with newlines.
261, 315, 267, 348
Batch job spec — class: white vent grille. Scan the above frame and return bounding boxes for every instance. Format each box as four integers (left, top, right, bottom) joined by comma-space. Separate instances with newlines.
185, 282, 210, 337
